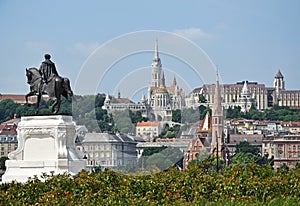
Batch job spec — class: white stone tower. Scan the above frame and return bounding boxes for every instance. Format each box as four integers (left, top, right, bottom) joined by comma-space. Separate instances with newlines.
151, 39, 162, 88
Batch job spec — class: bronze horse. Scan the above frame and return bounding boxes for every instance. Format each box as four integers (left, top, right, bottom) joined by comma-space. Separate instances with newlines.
25, 67, 73, 114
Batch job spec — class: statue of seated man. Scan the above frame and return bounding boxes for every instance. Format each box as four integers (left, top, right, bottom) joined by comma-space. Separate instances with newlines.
39, 54, 59, 84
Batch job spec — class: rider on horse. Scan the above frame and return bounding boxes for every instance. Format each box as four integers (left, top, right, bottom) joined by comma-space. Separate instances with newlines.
39, 54, 59, 84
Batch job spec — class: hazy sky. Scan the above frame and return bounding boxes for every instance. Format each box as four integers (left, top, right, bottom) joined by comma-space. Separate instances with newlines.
1, 0, 299, 100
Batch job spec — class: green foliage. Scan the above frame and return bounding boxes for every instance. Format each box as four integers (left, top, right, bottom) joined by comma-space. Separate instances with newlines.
113, 109, 135, 134
172, 109, 181, 123
142, 146, 167, 156
158, 124, 181, 139
198, 93, 207, 103
129, 110, 148, 124
225, 105, 300, 121
1, 164, 300, 205
181, 107, 200, 123
198, 105, 211, 120
0, 156, 8, 170
0, 99, 19, 123
225, 106, 242, 119
231, 141, 273, 168
235, 141, 260, 155
137, 147, 183, 172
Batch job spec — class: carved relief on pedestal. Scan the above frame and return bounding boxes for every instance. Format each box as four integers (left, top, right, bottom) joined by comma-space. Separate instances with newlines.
9, 127, 56, 160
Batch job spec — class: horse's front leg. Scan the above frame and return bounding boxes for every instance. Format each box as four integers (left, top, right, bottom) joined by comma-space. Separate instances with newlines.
25, 91, 35, 106
35, 94, 42, 114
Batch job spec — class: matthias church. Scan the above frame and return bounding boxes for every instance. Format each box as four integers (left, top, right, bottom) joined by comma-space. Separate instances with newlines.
102, 40, 185, 124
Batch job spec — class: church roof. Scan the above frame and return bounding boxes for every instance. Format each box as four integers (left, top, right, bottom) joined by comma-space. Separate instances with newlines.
197, 112, 211, 133
275, 70, 284, 78
150, 86, 168, 93
113, 98, 133, 103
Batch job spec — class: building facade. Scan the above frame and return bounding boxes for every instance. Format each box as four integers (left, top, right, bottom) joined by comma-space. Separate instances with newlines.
81, 132, 139, 170
263, 135, 300, 169
187, 70, 300, 111
136, 121, 161, 141
0, 118, 20, 157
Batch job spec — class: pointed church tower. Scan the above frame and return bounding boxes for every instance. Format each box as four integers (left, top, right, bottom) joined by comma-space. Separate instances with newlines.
241, 81, 250, 98
104, 93, 110, 104
274, 70, 285, 91
151, 39, 162, 87
160, 72, 166, 88
172, 76, 177, 87
211, 72, 224, 155
273, 69, 285, 104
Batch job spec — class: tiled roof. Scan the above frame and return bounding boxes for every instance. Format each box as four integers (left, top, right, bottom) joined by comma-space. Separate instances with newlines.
0, 94, 49, 103
114, 98, 133, 103
281, 121, 300, 127
136, 122, 159, 127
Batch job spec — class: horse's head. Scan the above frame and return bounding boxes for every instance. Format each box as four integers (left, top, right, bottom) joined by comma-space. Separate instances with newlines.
26, 68, 33, 84
26, 67, 41, 84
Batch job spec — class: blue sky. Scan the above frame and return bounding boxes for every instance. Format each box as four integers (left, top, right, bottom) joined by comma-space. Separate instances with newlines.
1, 0, 299, 100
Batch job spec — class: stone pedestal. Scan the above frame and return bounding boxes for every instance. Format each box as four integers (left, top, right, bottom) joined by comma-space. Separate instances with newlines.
2, 115, 86, 183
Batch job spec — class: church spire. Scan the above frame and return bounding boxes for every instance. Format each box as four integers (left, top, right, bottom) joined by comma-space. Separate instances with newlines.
172, 76, 177, 86
154, 38, 159, 60
213, 70, 222, 115
241, 81, 250, 97
211, 69, 224, 156
151, 39, 162, 87
160, 72, 166, 88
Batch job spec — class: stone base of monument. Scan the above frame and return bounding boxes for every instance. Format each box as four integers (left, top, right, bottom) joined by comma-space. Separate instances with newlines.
2, 115, 87, 183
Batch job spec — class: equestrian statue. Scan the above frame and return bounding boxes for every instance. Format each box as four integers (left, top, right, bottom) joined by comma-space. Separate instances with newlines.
25, 54, 74, 114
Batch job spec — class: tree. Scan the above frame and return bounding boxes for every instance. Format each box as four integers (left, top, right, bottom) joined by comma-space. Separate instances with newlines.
231, 141, 272, 167
198, 94, 207, 103
158, 124, 181, 139
198, 105, 211, 120
236, 141, 260, 155
181, 108, 200, 123
0, 99, 19, 123
0, 156, 8, 170
172, 109, 181, 123
129, 110, 148, 124
113, 110, 135, 134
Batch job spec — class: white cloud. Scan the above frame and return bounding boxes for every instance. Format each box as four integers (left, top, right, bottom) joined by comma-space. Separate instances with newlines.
68, 42, 99, 55
173, 28, 213, 40
25, 41, 50, 51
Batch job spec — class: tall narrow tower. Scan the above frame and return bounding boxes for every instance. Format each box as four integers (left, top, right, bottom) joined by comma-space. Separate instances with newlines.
151, 39, 162, 87
273, 70, 285, 104
211, 72, 224, 156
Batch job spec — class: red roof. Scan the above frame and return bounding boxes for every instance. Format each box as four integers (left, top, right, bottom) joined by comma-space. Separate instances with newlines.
0, 94, 26, 102
136, 122, 159, 127
0, 94, 49, 104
